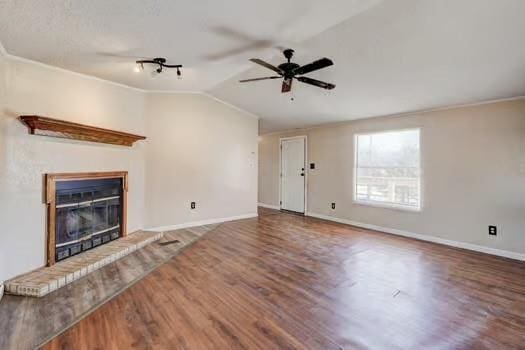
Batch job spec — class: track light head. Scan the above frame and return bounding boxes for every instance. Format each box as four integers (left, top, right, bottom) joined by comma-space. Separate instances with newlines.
133, 62, 144, 73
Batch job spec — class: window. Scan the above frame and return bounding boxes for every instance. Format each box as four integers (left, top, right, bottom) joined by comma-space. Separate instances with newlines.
354, 129, 421, 211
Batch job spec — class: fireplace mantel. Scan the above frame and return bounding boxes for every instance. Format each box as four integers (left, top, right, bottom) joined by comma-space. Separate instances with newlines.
20, 115, 146, 146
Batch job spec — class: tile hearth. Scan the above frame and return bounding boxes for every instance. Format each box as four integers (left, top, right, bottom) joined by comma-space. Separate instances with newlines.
5, 231, 163, 297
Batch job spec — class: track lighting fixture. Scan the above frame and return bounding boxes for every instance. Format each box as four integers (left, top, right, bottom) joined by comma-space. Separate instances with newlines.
135, 58, 183, 78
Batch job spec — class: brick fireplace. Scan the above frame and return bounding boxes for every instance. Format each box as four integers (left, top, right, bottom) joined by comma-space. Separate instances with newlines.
45, 172, 128, 266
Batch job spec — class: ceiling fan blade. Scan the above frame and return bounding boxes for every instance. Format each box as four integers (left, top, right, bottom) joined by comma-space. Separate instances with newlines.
204, 42, 271, 60
296, 76, 335, 90
250, 58, 284, 75
293, 58, 333, 75
281, 78, 293, 93
203, 26, 280, 61
96, 51, 150, 61
239, 76, 281, 83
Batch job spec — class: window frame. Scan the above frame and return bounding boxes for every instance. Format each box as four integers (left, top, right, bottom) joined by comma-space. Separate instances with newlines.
353, 128, 423, 212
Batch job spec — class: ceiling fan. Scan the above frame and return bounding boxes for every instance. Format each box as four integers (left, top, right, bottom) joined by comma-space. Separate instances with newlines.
240, 49, 335, 93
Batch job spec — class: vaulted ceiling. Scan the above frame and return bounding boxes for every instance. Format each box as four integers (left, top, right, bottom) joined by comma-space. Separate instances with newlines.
2, 0, 525, 133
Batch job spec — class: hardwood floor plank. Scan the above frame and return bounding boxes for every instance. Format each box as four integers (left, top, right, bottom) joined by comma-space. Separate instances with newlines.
42, 208, 525, 349
0, 228, 218, 350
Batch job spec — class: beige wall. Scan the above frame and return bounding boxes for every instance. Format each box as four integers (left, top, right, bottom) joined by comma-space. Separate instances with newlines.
0, 56, 146, 282
259, 100, 525, 255
0, 55, 258, 282
144, 93, 258, 229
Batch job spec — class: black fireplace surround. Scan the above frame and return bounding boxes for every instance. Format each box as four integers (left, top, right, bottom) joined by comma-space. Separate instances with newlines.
55, 178, 123, 262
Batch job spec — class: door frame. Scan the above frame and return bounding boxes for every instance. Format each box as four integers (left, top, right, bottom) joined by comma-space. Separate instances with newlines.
279, 135, 308, 214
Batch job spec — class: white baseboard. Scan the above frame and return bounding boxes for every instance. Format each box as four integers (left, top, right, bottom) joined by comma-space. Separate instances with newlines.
147, 213, 258, 232
257, 203, 280, 210
306, 212, 525, 262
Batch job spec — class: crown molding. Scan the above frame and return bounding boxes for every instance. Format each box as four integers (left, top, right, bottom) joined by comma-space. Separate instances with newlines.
5, 52, 146, 92
202, 93, 260, 120
1, 45, 259, 120
261, 95, 525, 136
143, 90, 203, 94
142, 90, 261, 119
2, 39, 521, 129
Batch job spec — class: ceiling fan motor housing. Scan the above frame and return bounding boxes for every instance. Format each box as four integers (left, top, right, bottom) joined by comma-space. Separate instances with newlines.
280, 49, 299, 77
278, 62, 301, 77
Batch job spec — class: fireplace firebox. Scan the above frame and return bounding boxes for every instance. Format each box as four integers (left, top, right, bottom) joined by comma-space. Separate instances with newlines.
46, 172, 128, 265
55, 178, 122, 261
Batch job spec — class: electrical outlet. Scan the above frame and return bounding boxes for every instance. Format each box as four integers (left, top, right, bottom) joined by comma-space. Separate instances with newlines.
331, 202, 336, 210
310, 163, 315, 170
191, 201, 196, 210
489, 225, 497, 236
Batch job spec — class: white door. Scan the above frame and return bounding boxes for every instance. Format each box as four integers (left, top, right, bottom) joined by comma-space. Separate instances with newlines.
281, 137, 306, 213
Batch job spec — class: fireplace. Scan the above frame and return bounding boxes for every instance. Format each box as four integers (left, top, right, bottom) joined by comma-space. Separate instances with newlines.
46, 172, 128, 265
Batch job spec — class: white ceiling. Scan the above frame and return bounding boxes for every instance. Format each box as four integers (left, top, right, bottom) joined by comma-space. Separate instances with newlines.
0, 0, 380, 91
211, 0, 525, 133
1, 0, 525, 133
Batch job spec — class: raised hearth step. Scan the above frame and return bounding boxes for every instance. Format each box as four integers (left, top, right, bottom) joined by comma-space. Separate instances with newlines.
5, 231, 163, 297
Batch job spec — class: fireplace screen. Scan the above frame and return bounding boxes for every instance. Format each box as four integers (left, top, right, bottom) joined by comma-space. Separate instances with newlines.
55, 178, 123, 262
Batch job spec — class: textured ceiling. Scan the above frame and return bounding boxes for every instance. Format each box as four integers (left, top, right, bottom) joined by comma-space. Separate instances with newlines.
211, 0, 525, 133
1, 0, 525, 134
0, 0, 380, 91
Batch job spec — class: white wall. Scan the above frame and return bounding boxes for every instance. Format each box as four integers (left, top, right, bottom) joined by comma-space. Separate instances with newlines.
0, 55, 259, 282
143, 93, 258, 229
259, 99, 525, 256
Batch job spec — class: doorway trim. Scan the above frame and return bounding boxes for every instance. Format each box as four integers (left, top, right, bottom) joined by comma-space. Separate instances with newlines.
279, 135, 308, 214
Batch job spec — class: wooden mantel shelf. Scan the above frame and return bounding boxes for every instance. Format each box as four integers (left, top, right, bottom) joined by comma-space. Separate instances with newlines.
19, 115, 146, 146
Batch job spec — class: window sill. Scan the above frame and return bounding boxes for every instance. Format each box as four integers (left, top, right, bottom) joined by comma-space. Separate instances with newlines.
353, 200, 421, 213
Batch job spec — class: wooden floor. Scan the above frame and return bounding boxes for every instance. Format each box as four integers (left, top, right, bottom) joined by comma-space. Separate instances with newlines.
0, 226, 215, 350
43, 208, 525, 349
